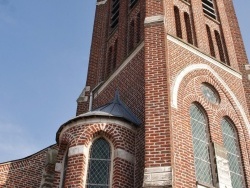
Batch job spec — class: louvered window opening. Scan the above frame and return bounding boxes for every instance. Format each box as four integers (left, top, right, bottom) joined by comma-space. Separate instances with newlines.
190, 104, 213, 186
202, 0, 216, 19
86, 138, 111, 188
130, 0, 138, 8
111, 0, 120, 28
221, 119, 245, 188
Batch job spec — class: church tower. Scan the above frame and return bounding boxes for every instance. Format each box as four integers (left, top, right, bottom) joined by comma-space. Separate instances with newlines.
56, 0, 250, 187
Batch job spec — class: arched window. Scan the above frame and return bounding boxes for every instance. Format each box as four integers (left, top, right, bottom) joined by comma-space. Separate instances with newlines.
129, 20, 135, 52
86, 138, 111, 188
136, 13, 141, 44
214, 30, 225, 63
184, 12, 193, 44
112, 40, 118, 71
174, 6, 182, 39
190, 104, 213, 186
106, 46, 113, 77
206, 25, 215, 57
221, 118, 245, 188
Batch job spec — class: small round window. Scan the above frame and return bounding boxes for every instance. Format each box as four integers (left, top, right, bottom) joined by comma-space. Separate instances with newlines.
201, 83, 220, 104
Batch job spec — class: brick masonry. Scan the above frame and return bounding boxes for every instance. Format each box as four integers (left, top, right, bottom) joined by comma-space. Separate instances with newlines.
0, 0, 249, 187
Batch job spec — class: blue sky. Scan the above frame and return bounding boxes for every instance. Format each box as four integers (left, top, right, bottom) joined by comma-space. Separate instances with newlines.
0, 1, 249, 162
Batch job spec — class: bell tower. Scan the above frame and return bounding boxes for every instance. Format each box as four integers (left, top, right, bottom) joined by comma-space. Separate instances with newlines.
56, 0, 250, 187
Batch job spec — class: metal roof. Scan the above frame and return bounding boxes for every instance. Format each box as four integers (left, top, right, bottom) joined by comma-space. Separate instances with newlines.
92, 91, 141, 126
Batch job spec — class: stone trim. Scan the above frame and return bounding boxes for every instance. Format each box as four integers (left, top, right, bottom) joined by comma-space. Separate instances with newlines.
55, 163, 62, 172
171, 63, 250, 135
68, 145, 87, 157
245, 64, 250, 70
96, 0, 107, 6
95, 42, 144, 97
167, 35, 242, 79
77, 86, 90, 102
114, 148, 135, 164
143, 166, 172, 187
144, 15, 164, 25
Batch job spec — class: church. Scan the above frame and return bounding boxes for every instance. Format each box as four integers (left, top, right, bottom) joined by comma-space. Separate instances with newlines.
0, 0, 250, 187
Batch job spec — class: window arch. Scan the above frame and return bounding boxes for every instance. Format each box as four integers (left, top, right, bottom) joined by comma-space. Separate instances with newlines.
174, 6, 182, 39
106, 46, 113, 77
221, 118, 245, 188
112, 40, 118, 71
206, 25, 215, 57
129, 20, 135, 52
86, 138, 111, 188
136, 13, 141, 44
214, 30, 225, 63
184, 12, 193, 44
190, 103, 213, 186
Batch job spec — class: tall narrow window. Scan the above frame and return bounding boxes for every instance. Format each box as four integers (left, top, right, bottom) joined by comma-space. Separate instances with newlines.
214, 30, 225, 63
112, 40, 118, 71
129, 20, 135, 52
190, 104, 213, 186
136, 13, 141, 44
184, 12, 193, 44
106, 47, 113, 77
206, 25, 215, 57
86, 138, 111, 188
202, 0, 216, 19
221, 118, 245, 188
174, 6, 182, 39
110, 0, 120, 29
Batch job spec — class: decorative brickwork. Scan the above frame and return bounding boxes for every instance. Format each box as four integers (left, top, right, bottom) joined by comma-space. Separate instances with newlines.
1, 0, 250, 187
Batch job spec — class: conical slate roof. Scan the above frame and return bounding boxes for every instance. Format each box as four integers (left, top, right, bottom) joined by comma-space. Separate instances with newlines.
91, 91, 141, 126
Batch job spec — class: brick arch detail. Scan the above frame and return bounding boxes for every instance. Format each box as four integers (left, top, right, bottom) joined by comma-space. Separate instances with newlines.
59, 121, 136, 154
171, 63, 250, 134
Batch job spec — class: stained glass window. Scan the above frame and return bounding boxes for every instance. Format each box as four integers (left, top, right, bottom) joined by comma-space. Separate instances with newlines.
201, 83, 220, 104
221, 118, 245, 188
190, 104, 213, 185
86, 138, 111, 188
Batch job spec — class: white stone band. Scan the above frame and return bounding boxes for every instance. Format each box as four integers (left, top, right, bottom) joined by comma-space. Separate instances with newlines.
144, 15, 164, 25
97, 0, 107, 6
114, 148, 135, 164
68, 145, 87, 157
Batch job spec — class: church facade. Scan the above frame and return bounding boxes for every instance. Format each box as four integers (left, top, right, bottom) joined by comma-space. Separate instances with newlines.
0, 0, 250, 187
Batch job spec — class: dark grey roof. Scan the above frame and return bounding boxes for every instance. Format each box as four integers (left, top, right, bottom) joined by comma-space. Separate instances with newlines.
92, 91, 141, 126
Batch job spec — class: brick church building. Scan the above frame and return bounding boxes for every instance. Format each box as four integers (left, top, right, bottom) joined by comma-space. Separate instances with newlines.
0, 0, 250, 187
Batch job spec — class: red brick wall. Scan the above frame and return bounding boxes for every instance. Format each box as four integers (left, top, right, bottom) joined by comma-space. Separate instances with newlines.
56, 119, 137, 187
0, 145, 57, 188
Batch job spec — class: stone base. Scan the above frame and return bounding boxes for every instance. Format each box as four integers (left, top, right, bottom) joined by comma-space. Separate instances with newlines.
143, 166, 172, 187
